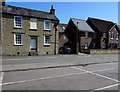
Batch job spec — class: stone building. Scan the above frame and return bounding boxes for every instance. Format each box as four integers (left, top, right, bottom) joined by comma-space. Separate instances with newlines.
2, 4, 59, 56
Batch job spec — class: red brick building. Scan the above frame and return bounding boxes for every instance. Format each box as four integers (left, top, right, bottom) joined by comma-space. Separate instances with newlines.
108, 24, 120, 49
58, 24, 68, 48
65, 17, 120, 54
87, 17, 120, 49
65, 18, 94, 53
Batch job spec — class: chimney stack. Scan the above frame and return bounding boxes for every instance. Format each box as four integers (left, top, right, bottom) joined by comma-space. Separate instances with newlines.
50, 5, 55, 15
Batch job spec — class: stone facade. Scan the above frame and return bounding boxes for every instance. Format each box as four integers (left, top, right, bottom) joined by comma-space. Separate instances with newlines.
2, 5, 59, 56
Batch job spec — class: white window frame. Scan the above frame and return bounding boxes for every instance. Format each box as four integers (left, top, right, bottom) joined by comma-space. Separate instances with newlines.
14, 33, 23, 45
14, 16, 22, 28
30, 18, 37, 29
44, 20, 51, 30
111, 32, 114, 40
85, 32, 88, 38
103, 33, 107, 38
116, 33, 119, 40
44, 35, 51, 45
84, 43, 88, 49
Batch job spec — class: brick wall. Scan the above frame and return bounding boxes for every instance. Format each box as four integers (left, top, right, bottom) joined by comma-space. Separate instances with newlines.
90, 49, 120, 54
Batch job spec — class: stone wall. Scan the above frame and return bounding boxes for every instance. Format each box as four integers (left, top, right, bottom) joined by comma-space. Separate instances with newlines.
90, 49, 120, 54
2, 14, 59, 56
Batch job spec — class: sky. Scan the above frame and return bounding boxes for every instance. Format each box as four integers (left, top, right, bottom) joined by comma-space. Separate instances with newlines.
6, 2, 118, 24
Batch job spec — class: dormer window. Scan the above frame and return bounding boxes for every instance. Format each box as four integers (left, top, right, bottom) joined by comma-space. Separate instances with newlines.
14, 16, 22, 28
44, 20, 51, 30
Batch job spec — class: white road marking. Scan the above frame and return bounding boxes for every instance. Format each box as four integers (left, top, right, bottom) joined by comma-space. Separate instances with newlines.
93, 83, 120, 91
1, 72, 87, 86
1, 72, 4, 83
95, 68, 117, 72
72, 67, 119, 82
2, 67, 117, 86
0, 72, 4, 91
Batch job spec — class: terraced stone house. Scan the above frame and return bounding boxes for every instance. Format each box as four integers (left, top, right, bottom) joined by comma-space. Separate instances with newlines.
1, 3, 59, 56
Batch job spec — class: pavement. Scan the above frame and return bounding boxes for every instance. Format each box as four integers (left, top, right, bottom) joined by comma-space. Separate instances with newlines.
1, 53, 119, 72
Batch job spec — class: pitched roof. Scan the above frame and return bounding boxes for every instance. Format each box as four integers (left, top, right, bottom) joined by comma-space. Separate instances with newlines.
88, 17, 115, 32
59, 24, 68, 28
2, 5, 59, 21
59, 24, 67, 33
70, 18, 94, 33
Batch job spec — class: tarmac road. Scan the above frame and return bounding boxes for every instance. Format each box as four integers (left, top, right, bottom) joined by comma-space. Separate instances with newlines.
2, 62, 119, 91
2, 54, 118, 66
2, 54, 119, 72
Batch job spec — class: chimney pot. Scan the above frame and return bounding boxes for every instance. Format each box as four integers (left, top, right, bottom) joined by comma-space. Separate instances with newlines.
50, 5, 55, 15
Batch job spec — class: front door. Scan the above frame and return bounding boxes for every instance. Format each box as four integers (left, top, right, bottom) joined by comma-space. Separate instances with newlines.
30, 36, 37, 50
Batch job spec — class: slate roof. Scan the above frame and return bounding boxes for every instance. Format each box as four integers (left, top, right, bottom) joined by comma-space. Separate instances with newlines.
59, 24, 68, 28
59, 24, 67, 33
71, 18, 94, 33
88, 17, 115, 32
2, 5, 59, 21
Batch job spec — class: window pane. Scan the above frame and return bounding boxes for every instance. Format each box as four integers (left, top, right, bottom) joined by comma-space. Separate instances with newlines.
103, 33, 107, 38
116, 33, 119, 40
44, 35, 50, 45
85, 32, 88, 38
44, 20, 51, 30
85, 43, 88, 49
14, 34, 22, 45
14, 16, 22, 28
111, 33, 114, 39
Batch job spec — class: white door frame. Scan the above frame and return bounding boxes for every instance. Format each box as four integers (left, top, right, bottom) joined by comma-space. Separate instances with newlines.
30, 36, 37, 50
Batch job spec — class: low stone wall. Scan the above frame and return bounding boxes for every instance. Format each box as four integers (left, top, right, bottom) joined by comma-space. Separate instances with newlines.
90, 49, 120, 54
